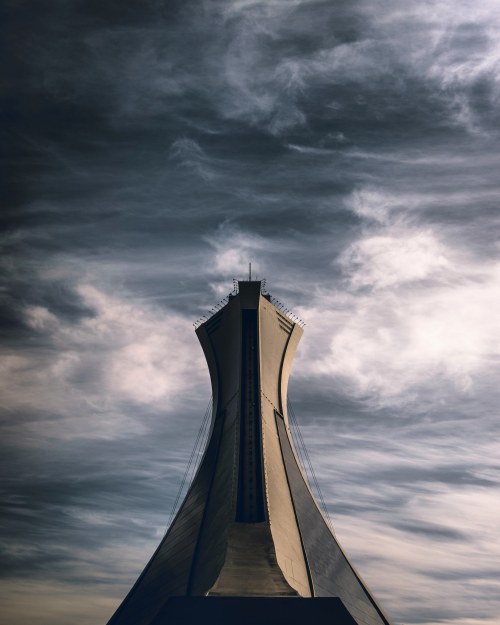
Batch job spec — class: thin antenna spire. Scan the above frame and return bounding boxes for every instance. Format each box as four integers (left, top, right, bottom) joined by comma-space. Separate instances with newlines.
249, 262, 252, 281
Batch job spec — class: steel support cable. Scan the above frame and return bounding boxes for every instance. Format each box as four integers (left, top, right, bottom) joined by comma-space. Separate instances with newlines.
289, 403, 330, 523
287, 399, 334, 529
288, 408, 309, 481
166, 397, 213, 531
287, 400, 313, 482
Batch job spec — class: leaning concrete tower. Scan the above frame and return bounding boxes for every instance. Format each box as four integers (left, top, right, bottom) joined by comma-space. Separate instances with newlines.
106, 280, 394, 625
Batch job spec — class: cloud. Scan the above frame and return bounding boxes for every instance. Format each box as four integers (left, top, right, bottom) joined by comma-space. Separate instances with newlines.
205, 225, 271, 281
198, 0, 500, 136
362, 0, 500, 131
334, 492, 500, 625
74, 284, 204, 405
339, 230, 450, 289
296, 223, 500, 401
1, 278, 206, 444
344, 188, 419, 225
4, 1, 500, 624
169, 138, 218, 182
295, 412, 500, 625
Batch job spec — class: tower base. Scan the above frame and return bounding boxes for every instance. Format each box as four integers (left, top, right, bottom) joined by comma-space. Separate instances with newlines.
151, 596, 358, 625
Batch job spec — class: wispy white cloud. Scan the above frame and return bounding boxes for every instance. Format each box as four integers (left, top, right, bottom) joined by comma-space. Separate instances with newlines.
205, 226, 269, 280
213, 0, 500, 134
297, 412, 500, 625
1, 280, 205, 442
339, 230, 450, 289
345, 188, 419, 225
297, 222, 500, 401
74, 284, 204, 405
169, 138, 218, 182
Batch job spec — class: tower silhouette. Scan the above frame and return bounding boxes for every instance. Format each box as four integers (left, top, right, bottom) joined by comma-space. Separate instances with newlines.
106, 280, 394, 625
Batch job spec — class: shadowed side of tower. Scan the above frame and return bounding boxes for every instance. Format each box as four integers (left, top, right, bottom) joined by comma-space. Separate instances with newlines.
106, 280, 394, 625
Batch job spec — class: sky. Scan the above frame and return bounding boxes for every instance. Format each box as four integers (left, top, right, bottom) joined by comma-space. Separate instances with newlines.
2, 1, 500, 623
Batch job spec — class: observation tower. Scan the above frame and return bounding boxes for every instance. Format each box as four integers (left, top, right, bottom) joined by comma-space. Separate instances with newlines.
106, 279, 394, 625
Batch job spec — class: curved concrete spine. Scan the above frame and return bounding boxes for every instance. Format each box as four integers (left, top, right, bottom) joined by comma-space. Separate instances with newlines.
279, 323, 303, 421
258, 298, 311, 596
275, 418, 392, 625
196, 295, 242, 417
188, 295, 243, 594
187, 397, 239, 595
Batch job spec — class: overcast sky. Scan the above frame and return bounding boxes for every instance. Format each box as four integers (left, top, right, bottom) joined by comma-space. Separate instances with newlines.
2, 1, 500, 624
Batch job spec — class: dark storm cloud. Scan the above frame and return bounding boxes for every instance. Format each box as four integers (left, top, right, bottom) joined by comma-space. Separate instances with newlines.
3, 1, 500, 624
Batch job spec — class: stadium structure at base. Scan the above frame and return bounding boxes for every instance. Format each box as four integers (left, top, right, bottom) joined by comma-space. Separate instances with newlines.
106, 279, 394, 625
